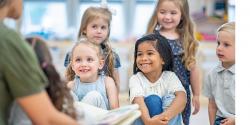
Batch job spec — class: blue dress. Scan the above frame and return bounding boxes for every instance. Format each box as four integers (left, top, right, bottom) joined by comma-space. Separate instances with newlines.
156, 31, 191, 125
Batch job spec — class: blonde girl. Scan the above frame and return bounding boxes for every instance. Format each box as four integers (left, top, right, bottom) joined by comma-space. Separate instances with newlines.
64, 7, 121, 93
66, 39, 119, 110
147, 0, 200, 124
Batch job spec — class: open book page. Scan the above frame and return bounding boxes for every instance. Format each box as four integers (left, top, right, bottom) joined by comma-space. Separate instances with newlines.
74, 102, 141, 125
96, 104, 141, 125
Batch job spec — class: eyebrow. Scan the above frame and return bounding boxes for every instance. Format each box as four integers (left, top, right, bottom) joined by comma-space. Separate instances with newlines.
137, 49, 156, 52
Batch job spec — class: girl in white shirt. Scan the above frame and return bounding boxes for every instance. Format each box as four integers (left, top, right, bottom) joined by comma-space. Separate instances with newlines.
129, 33, 187, 125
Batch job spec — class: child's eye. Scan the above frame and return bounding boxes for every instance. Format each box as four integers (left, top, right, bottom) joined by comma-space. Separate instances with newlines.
92, 25, 97, 29
147, 52, 154, 55
159, 11, 165, 14
224, 43, 230, 47
217, 41, 220, 46
171, 11, 177, 15
75, 58, 81, 62
101, 26, 107, 30
137, 53, 142, 57
87, 57, 94, 62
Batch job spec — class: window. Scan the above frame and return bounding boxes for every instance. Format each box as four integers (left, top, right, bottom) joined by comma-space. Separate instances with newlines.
132, 1, 156, 37
21, 1, 68, 40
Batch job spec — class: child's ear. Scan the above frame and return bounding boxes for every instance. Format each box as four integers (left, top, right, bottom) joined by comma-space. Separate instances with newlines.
98, 59, 105, 70
161, 59, 165, 65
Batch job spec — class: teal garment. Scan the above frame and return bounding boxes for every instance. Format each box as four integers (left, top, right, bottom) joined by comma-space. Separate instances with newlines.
72, 75, 110, 110
0, 21, 48, 125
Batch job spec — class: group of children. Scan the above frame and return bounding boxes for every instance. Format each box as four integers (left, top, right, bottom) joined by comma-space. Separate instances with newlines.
59, 0, 235, 125
4, 0, 234, 124
58, 0, 235, 125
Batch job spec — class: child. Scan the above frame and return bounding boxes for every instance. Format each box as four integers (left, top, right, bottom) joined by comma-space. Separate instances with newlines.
203, 22, 235, 125
64, 6, 121, 92
129, 34, 187, 125
66, 39, 119, 110
146, 0, 201, 124
9, 37, 77, 124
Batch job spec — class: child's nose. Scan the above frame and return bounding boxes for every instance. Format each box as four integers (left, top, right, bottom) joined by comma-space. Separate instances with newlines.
217, 45, 223, 50
80, 61, 88, 66
164, 13, 171, 19
97, 28, 102, 33
141, 55, 148, 61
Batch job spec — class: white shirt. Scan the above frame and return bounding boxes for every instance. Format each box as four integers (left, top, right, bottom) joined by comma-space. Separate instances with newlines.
129, 71, 186, 103
203, 63, 235, 118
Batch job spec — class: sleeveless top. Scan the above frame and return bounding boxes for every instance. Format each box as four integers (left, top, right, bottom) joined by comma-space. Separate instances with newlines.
72, 75, 110, 109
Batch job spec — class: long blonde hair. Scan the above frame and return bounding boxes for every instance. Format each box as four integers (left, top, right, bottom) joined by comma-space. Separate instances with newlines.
78, 6, 115, 80
147, 0, 198, 70
65, 39, 103, 81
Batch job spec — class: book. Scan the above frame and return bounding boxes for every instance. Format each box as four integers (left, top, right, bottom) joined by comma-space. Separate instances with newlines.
74, 102, 141, 125
96, 104, 140, 125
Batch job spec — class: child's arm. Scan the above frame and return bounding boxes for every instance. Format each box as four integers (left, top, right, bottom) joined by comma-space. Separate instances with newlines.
190, 63, 201, 115
105, 76, 119, 109
208, 98, 217, 125
17, 91, 77, 125
133, 97, 167, 125
161, 91, 187, 120
113, 69, 120, 93
221, 117, 235, 125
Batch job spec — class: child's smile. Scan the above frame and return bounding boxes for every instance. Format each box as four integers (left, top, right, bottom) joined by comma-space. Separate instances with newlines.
136, 41, 164, 81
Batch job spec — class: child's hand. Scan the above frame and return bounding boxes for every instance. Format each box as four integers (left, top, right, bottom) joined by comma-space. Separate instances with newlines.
220, 117, 235, 125
147, 115, 168, 125
192, 95, 200, 115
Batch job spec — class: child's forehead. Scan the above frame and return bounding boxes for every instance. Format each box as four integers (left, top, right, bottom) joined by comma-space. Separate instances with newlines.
73, 44, 99, 55
217, 31, 235, 43
89, 16, 109, 24
138, 41, 157, 50
139, 40, 157, 47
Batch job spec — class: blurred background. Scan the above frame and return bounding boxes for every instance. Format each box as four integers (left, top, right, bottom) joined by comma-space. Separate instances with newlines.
3, 0, 235, 125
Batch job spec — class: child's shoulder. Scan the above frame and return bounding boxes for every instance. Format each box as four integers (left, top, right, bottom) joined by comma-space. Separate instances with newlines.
206, 63, 223, 76
162, 71, 177, 77
67, 81, 75, 89
104, 75, 115, 84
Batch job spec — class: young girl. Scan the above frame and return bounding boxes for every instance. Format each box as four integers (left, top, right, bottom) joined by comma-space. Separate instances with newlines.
66, 39, 119, 110
129, 34, 187, 125
64, 6, 121, 92
203, 22, 235, 125
147, 0, 201, 124
9, 37, 76, 124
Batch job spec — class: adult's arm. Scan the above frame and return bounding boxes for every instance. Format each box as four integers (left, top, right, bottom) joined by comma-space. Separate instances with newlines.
17, 91, 78, 125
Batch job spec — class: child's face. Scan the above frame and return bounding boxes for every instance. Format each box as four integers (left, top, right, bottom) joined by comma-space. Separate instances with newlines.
71, 44, 104, 82
136, 41, 164, 76
216, 31, 235, 68
84, 18, 109, 45
157, 1, 182, 31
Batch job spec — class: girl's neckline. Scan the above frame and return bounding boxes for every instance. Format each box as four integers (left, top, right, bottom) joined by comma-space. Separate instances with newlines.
158, 31, 179, 41
77, 75, 100, 83
142, 71, 164, 85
